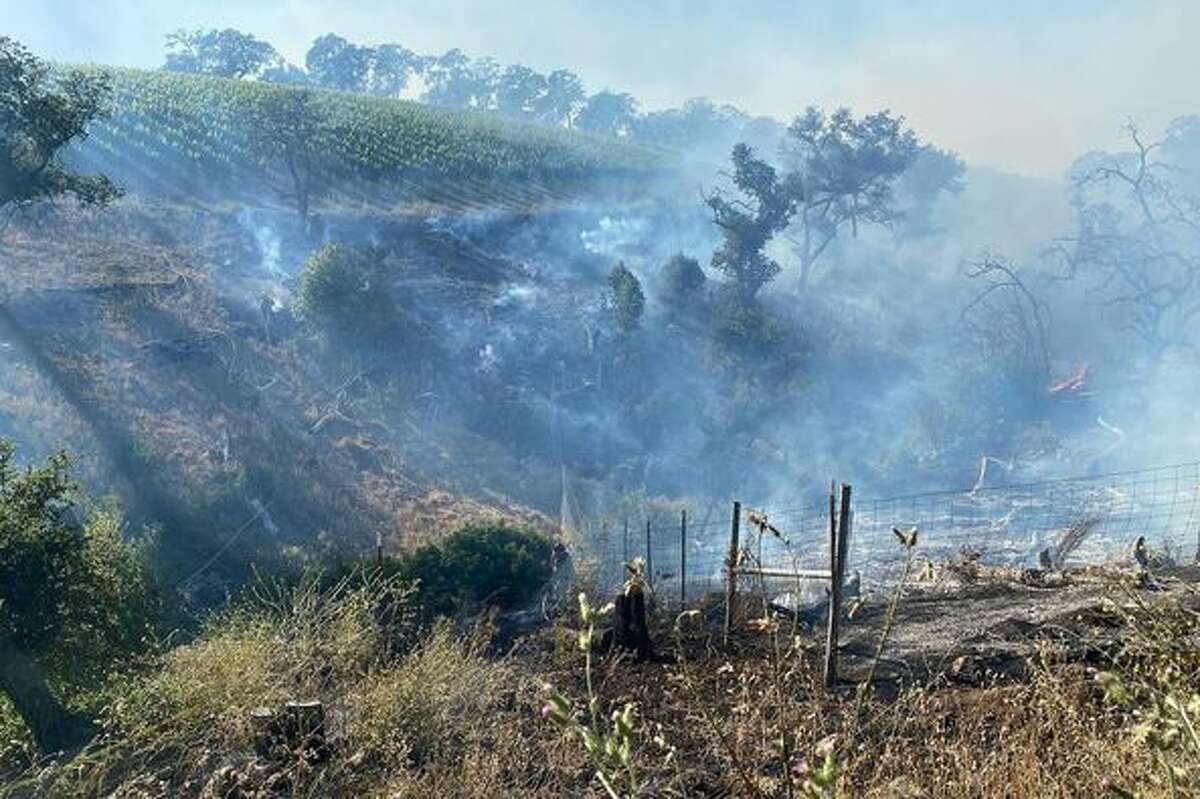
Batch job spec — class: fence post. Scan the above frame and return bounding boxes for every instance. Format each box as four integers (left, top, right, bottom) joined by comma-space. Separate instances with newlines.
646, 518, 653, 586
724, 501, 741, 643
623, 517, 629, 565
375, 529, 383, 568
824, 483, 852, 690
680, 509, 688, 606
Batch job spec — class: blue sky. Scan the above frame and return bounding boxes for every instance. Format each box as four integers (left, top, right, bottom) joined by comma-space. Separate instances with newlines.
5, 0, 1196, 177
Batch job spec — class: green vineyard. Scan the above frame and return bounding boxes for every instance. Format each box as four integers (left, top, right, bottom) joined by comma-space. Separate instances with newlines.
66, 66, 671, 214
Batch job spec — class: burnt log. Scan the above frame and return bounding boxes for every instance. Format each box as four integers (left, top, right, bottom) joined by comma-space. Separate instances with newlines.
612, 588, 653, 662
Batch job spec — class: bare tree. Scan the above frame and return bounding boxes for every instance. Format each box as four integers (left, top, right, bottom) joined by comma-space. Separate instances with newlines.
961, 255, 1052, 380
1050, 122, 1200, 352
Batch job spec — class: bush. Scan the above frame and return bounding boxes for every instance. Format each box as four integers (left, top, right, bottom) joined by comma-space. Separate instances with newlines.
606, 261, 645, 335
370, 522, 554, 618
295, 243, 399, 344
0, 441, 159, 752
660, 252, 706, 307
348, 622, 511, 772
707, 291, 790, 366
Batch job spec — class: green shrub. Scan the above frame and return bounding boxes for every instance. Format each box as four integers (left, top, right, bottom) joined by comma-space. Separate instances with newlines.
606, 261, 645, 335
0, 441, 160, 752
707, 291, 790, 366
365, 522, 553, 618
295, 243, 398, 344
660, 252, 706, 307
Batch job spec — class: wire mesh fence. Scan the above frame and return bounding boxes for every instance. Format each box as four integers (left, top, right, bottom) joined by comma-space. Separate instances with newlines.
851, 460, 1200, 588
573, 461, 1200, 604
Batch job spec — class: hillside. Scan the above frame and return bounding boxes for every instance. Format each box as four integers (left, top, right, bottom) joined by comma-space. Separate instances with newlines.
0, 63, 687, 594
65, 66, 672, 214
0, 202, 563, 598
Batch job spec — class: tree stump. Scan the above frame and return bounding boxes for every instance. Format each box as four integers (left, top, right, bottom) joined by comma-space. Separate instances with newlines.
287, 700, 331, 763
253, 701, 330, 763
612, 586, 653, 662
249, 706, 282, 759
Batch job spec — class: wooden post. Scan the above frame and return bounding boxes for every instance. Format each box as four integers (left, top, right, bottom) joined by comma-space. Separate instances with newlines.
375, 529, 383, 568
680, 509, 688, 606
824, 482, 838, 688
824, 484, 852, 689
646, 518, 653, 585
837, 485, 852, 595
724, 501, 741, 643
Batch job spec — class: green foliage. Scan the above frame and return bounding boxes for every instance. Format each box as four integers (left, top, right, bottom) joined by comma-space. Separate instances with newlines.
0, 37, 121, 211
543, 588, 641, 798
296, 244, 399, 344
61, 503, 161, 686
705, 143, 800, 297
783, 106, 923, 287
0, 442, 158, 672
244, 85, 327, 225
606, 261, 645, 335
164, 28, 282, 80
707, 291, 791, 367
576, 90, 638, 137
377, 522, 553, 618
0, 441, 159, 754
0, 442, 80, 654
306, 33, 373, 92
660, 253, 706, 307
66, 65, 665, 210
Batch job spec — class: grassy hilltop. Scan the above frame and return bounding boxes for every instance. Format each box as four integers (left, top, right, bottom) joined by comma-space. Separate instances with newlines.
67, 66, 671, 213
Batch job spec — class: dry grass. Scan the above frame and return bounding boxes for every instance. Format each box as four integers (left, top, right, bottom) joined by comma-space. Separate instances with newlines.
4, 567, 1197, 798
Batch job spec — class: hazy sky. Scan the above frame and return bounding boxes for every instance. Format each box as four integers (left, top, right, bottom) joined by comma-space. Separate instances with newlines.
6, 0, 1197, 177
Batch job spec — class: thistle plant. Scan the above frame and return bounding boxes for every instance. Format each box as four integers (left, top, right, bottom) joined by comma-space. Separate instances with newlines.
542, 576, 640, 798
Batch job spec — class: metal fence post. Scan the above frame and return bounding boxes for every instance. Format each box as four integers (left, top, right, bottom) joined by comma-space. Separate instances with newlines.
724, 501, 741, 643
646, 518, 653, 586
680, 509, 688, 606
623, 517, 629, 565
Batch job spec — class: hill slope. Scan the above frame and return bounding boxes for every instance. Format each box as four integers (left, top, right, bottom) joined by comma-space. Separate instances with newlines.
66, 66, 671, 213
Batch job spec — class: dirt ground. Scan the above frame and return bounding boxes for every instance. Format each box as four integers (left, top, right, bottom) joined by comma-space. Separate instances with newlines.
830, 562, 1200, 687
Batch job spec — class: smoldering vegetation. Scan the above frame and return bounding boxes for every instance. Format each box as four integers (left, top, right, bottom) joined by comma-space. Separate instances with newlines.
187, 118, 1200, 519
6, 24, 1200, 798
6, 52, 1200, 572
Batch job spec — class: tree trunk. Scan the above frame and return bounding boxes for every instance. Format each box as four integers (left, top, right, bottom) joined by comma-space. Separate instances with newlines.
0, 633, 95, 753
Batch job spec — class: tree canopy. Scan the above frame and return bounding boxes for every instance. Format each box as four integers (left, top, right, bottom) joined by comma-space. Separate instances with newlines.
0, 36, 121, 213
660, 253, 707, 307
164, 28, 282, 80
705, 143, 800, 297
305, 33, 373, 92
782, 107, 922, 288
576, 91, 638, 137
